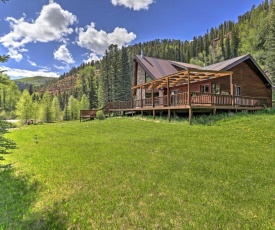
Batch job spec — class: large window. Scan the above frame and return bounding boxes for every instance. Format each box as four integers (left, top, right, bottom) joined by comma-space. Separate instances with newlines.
212, 84, 221, 94
200, 84, 209, 93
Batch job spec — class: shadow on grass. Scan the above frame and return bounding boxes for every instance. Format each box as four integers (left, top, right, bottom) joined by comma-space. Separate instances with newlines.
0, 120, 68, 229
0, 168, 68, 229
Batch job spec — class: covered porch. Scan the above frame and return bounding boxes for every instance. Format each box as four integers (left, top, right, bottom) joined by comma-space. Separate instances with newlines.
110, 69, 268, 123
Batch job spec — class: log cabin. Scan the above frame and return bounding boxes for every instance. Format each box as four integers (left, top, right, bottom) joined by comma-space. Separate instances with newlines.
107, 54, 273, 123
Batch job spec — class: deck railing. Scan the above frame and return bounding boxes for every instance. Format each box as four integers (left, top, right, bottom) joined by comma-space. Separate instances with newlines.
108, 92, 268, 110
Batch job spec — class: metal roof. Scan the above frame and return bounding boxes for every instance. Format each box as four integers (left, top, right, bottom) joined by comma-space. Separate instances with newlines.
135, 55, 202, 80
170, 61, 202, 70
202, 55, 248, 71
135, 54, 272, 87
135, 55, 178, 80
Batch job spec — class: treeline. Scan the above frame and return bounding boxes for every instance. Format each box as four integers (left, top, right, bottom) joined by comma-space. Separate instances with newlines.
0, 73, 21, 118
54, 0, 274, 110
16, 90, 90, 124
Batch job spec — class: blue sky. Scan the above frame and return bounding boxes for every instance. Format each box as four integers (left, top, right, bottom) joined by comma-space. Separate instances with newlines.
0, 0, 264, 79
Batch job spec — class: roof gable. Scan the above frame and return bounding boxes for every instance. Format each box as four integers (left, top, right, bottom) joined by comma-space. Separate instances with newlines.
202, 54, 272, 86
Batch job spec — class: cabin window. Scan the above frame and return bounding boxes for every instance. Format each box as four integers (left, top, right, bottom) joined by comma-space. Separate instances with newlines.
200, 84, 209, 93
235, 86, 241, 96
212, 84, 221, 94
145, 72, 151, 83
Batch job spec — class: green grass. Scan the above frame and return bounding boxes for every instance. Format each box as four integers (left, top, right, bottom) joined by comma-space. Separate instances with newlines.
1, 114, 275, 229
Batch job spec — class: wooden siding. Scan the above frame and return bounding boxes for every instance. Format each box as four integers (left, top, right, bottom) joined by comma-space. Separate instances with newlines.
134, 58, 272, 107
209, 61, 271, 105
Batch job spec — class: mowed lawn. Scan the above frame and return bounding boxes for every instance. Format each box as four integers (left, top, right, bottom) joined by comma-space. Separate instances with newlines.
1, 114, 275, 229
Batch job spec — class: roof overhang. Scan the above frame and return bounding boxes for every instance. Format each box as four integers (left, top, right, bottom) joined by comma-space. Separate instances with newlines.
132, 69, 233, 90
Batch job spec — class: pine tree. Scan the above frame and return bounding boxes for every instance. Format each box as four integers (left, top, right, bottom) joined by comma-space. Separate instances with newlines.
265, 1, 275, 82
231, 27, 239, 57
225, 36, 231, 59
119, 46, 131, 101
0, 0, 9, 62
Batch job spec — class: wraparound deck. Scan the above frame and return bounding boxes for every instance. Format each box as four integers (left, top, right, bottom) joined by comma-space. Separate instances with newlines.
107, 92, 267, 123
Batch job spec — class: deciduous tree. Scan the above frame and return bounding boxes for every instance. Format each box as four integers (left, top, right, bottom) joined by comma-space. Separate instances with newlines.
16, 90, 33, 124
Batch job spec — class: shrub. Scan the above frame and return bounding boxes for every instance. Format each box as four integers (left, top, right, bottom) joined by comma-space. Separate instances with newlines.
96, 110, 105, 120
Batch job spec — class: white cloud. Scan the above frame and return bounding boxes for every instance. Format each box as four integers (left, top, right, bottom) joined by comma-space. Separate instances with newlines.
0, 3, 77, 61
27, 60, 37, 67
111, 0, 154, 10
1, 66, 59, 79
84, 53, 101, 63
54, 64, 68, 70
76, 23, 136, 55
54, 44, 74, 64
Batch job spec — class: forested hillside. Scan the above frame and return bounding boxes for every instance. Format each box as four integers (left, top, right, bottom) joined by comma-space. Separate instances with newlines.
42, 0, 274, 110
14, 76, 57, 92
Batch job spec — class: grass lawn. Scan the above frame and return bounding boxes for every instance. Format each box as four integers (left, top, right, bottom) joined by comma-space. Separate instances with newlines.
1, 114, 275, 229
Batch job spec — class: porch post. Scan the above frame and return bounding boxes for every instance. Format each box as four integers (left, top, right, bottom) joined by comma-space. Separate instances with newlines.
167, 77, 170, 107
188, 70, 192, 125
140, 86, 143, 108
131, 89, 135, 109
153, 109, 155, 119
230, 73, 234, 106
151, 82, 155, 108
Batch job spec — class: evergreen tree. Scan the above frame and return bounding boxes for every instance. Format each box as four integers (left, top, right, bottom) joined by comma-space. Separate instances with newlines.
265, 1, 275, 82
225, 36, 231, 59
119, 46, 131, 101
99, 49, 111, 107
231, 27, 239, 57
0, 0, 9, 62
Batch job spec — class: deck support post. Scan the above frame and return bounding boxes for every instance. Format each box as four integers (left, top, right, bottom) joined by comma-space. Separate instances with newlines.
213, 108, 217, 115
189, 107, 193, 125
153, 110, 155, 119
168, 109, 171, 122
141, 110, 143, 117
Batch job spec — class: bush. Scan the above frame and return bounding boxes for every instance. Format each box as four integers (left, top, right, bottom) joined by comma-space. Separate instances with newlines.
96, 110, 105, 120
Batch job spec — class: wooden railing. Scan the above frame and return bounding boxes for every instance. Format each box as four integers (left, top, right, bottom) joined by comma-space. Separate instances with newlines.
108, 92, 268, 110
80, 110, 97, 121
